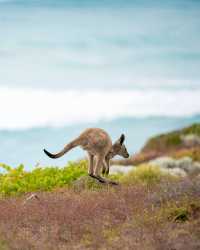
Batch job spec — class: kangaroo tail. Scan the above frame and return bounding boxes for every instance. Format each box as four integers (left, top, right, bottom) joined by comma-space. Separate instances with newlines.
43, 139, 80, 159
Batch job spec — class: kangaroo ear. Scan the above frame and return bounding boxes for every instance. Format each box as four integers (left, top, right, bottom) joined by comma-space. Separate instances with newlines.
119, 134, 125, 145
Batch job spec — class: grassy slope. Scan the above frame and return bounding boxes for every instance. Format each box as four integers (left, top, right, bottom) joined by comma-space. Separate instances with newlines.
115, 123, 200, 165
142, 123, 200, 153
0, 162, 200, 249
0, 170, 200, 250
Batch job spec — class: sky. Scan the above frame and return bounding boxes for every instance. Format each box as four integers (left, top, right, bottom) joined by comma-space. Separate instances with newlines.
0, 0, 200, 129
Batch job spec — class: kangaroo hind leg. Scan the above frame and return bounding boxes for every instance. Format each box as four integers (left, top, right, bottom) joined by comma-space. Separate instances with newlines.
93, 155, 118, 185
91, 155, 107, 183
102, 158, 110, 175
88, 153, 94, 176
102, 159, 119, 185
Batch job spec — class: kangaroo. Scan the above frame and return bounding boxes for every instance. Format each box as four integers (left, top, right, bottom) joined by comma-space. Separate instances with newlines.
43, 128, 129, 184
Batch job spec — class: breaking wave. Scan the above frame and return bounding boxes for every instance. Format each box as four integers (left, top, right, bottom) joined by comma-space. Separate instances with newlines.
0, 86, 200, 129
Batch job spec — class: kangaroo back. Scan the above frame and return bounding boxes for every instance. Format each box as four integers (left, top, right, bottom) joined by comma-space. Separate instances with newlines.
44, 138, 80, 159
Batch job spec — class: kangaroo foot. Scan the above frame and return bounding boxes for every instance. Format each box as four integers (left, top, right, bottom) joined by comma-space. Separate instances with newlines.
99, 176, 119, 185
89, 174, 106, 183
89, 174, 118, 185
96, 175, 108, 183
102, 169, 109, 176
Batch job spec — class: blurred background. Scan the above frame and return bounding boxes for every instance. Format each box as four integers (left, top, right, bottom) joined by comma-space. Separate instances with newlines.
0, 0, 200, 168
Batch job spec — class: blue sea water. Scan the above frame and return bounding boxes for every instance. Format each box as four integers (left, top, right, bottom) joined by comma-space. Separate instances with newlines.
0, 116, 200, 169
0, 0, 200, 169
0, 0, 200, 90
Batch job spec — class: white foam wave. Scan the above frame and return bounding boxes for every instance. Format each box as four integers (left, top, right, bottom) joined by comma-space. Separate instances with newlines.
0, 87, 200, 129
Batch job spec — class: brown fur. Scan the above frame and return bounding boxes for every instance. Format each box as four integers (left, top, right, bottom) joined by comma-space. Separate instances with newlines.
44, 128, 129, 184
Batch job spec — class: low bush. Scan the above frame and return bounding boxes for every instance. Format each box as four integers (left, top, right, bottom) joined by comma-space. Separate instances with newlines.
120, 164, 169, 185
158, 198, 200, 223
0, 161, 124, 196
0, 161, 88, 196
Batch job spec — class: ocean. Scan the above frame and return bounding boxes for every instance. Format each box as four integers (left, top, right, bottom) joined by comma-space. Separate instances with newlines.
0, 0, 200, 169
0, 116, 200, 169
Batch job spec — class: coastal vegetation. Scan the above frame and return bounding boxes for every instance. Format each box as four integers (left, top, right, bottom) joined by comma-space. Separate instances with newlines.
0, 166, 199, 250
142, 123, 200, 153
114, 123, 200, 165
0, 161, 88, 197
0, 123, 200, 249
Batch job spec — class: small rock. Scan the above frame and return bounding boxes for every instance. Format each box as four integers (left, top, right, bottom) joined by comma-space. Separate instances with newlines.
110, 165, 134, 174
149, 156, 200, 176
160, 167, 187, 177
149, 157, 177, 169
72, 175, 103, 191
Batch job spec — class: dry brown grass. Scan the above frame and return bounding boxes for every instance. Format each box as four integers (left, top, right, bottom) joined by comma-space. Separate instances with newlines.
0, 177, 200, 250
172, 147, 200, 162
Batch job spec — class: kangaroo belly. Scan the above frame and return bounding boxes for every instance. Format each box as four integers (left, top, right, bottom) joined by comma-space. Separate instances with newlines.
81, 144, 102, 155
81, 140, 111, 156
80, 128, 112, 155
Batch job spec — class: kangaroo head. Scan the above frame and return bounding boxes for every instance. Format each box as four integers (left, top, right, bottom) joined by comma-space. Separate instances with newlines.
112, 134, 129, 158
